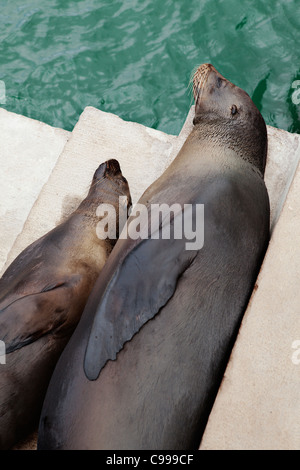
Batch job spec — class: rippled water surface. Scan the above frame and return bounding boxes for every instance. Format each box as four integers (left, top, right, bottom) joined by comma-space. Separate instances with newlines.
0, 0, 299, 135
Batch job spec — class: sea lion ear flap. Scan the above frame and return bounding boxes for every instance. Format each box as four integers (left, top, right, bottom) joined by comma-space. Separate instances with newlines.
84, 231, 198, 381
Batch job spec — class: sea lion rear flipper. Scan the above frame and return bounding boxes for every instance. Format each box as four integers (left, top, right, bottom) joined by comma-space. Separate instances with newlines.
84, 211, 200, 381
0, 275, 81, 353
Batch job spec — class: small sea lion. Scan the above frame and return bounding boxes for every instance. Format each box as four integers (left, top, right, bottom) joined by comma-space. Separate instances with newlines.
0, 159, 131, 449
38, 64, 270, 450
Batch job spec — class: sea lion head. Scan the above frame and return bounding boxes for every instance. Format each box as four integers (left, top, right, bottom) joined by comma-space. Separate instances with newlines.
192, 63, 267, 175
78, 159, 132, 242
91, 159, 130, 198
86, 159, 131, 206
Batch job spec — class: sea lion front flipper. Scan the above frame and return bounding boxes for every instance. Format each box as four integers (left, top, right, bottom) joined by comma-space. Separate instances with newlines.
0, 275, 82, 353
84, 211, 200, 381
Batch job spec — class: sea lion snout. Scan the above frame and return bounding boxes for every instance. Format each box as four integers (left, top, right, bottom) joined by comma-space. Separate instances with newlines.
192, 63, 213, 96
105, 158, 122, 175
90, 159, 132, 215
94, 159, 121, 179
93, 159, 130, 190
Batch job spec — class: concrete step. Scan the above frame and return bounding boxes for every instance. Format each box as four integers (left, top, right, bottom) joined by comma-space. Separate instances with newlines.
0, 105, 299, 450
0, 107, 70, 274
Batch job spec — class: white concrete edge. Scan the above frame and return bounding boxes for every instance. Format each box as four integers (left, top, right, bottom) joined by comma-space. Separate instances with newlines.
0, 106, 71, 137
0, 108, 71, 274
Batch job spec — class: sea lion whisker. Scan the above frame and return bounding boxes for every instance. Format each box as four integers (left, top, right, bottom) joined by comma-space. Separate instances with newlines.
193, 67, 210, 107
188, 63, 202, 88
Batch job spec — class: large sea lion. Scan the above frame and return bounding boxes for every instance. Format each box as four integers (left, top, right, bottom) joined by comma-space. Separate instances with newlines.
37, 64, 270, 450
0, 159, 131, 450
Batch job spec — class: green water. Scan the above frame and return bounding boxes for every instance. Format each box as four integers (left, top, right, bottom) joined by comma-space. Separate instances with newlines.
0, 0, 299, 136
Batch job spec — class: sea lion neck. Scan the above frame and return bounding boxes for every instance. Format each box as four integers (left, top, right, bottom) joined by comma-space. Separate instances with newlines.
190, 118, 267, 177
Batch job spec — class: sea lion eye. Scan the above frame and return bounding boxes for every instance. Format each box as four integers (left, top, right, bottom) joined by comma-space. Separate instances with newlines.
216, 77, 223, 88
231, 104, 238, 116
